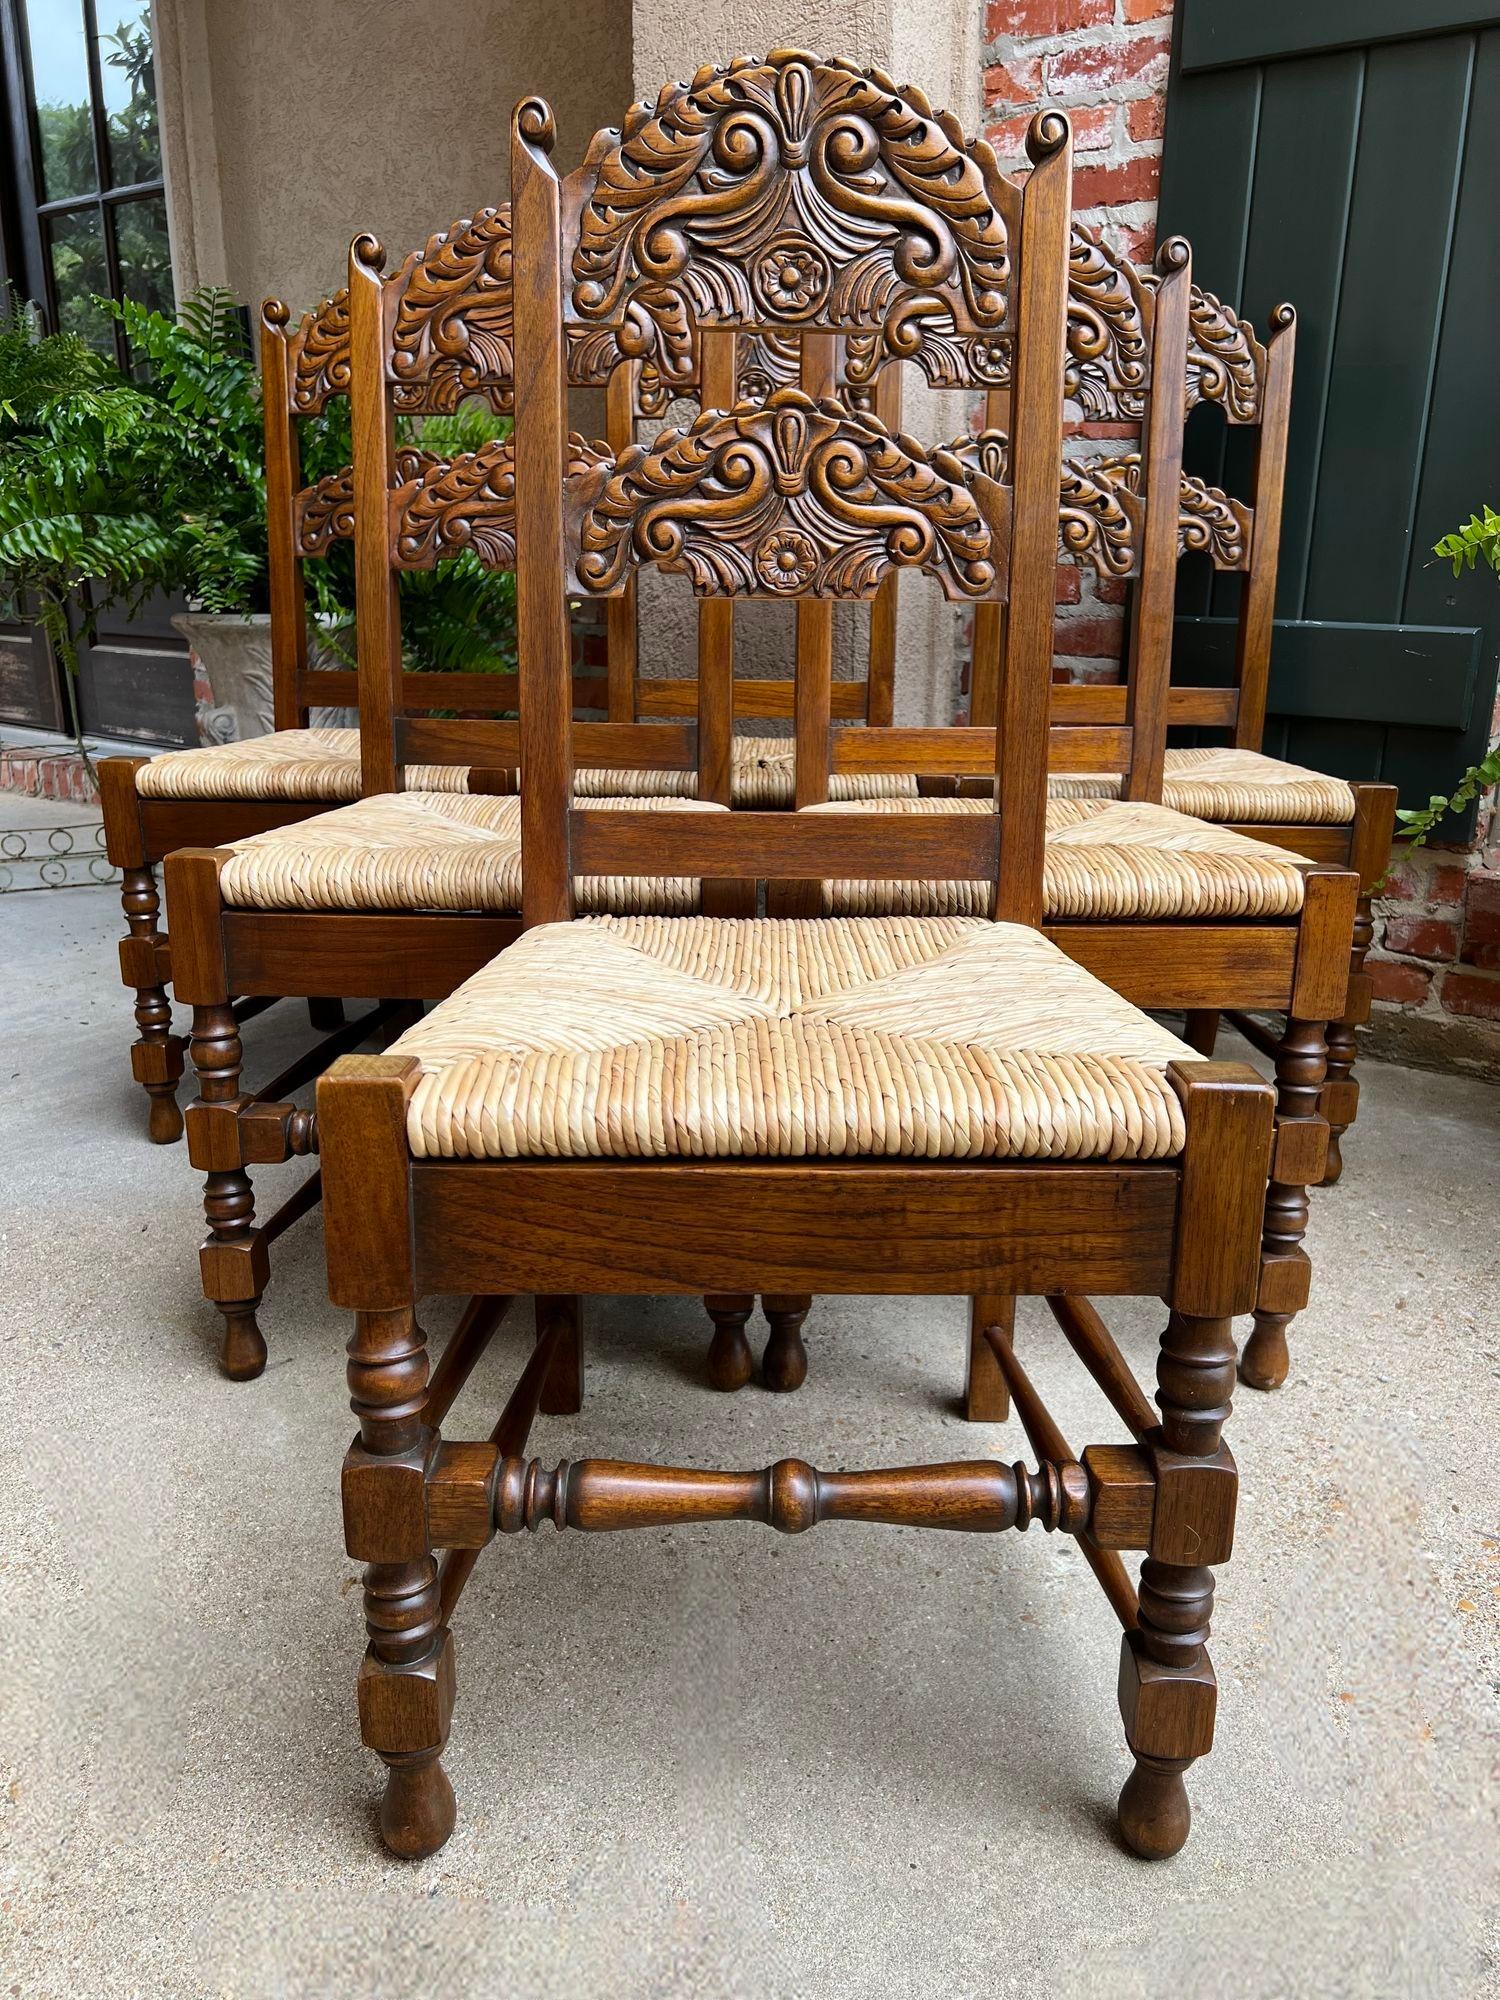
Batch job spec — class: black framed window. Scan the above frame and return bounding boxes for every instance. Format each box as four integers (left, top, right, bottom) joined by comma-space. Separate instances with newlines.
3, 0, 170, 363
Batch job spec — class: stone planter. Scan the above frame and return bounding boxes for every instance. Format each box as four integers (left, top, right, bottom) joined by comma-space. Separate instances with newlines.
172, 612, 354, 742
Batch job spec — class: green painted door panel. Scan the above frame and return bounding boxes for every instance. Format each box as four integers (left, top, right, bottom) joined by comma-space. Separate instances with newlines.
1160, 7, 1500, 826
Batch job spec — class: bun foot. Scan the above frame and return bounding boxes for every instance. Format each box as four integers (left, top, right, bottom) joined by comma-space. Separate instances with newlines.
761, 1294, 810, 1393
1238, 1313, 1288, 1392
147, 1087, 184, 1145
1118, 1754, 1191, 1860
379, 1751, 456, 1859
705, 1295, 754, 1392
219, 1303, 268, 1382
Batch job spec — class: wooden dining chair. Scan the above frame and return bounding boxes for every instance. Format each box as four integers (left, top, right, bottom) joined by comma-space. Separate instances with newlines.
163, 223, 720, 1380
690, 239, 1357, 1400
1045, 289, 1395, 1181
99, 203, 664, 1145
315, 65, 1278, 1864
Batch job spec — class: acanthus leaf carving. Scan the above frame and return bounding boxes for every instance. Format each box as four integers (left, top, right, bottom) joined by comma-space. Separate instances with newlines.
290, 289, 350, 415
1066, 225, 1149, 421
574, 387, 996, 601
1185, 286, 1263, 423
294, 464, 354, 556
389, 208, 515, 413
942, 433, 1140, 577
571, 52, 1012, 389
391, 436, 611, 572
1089, 452, 1251, 570
390, 438, 517, 570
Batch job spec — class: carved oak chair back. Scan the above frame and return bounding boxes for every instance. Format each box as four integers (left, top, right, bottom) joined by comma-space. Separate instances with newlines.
509, 59, 1074, 929
623, 229, 1196, 806
260, 207, 670, 796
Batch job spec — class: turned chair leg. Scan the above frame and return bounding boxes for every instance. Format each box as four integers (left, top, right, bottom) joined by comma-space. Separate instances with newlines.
1117, 1310, 1237, 1860
119, 866, 184, 1143
760, 1294, 810, 1392
704, 1294, 755, 1391
964, 1296, 1013, 1421
346, 1305, 456, 1859
1240, 1018, 1328, 1393
1321, 891, 1373, 1186
187, 1001, 267, 1381
535, 1295, 584, 1416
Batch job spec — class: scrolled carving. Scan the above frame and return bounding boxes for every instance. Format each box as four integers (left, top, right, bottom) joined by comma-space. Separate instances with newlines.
1185, 286, 1264, 423
294, 465, 355, 556
1066, 225, 1149, 420
389, 208, 515, 412
391, 440, 516, 570
843, 321, 1011, 391
1059, 456, 1141, 576
290, 288, 351, 414
571, 51, 1012, 389
1178, 471, 1251, 569
574, 387, 996, 601
392, 436, 608, 571
1088, 453, 1251, 570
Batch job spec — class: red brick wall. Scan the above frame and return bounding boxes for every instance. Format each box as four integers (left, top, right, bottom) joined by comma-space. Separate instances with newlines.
1368, 777, 1500, 1043
983, 0, 1174, 681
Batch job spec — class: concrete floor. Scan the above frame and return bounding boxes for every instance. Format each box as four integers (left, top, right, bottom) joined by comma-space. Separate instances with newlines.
2, 799, 1498, 1999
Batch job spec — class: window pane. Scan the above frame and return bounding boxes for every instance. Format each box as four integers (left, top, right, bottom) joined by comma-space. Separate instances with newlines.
47, 205, 110, 347
23, 0, 97, 200
97, 8, 161, 186
113, 195, 173, 317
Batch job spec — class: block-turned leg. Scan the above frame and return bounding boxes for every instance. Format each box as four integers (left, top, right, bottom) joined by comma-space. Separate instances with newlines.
99, 762, 183, 1142
1119, 1063, 1272, 1858
323, 1054, 456, 1859
1240, 1018, 1327, 1393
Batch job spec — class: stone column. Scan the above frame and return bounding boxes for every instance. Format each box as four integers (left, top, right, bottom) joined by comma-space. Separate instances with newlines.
628, 1, 985, 726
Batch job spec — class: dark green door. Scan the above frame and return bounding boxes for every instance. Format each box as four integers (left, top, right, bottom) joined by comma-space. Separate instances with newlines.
1159, 1, 1500, 826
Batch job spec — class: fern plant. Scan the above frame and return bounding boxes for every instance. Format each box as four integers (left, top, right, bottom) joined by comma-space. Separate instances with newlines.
1395, 508, 1500, 852
0, 287, 518, 758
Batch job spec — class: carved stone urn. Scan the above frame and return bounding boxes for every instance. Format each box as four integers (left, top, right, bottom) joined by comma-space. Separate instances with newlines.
172, 613, 354, 741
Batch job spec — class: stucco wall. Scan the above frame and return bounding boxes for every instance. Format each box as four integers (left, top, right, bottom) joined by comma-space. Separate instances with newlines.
155, 0, 632, 315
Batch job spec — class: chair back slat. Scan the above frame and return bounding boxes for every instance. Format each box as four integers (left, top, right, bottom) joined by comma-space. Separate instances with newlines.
510, 57, 1072, 921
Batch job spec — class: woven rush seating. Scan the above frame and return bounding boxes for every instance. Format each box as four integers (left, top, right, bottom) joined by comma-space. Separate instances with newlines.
1048, 746, 1357, 825
217, 791, 714, 914
560, 734, 919, 807
389, 915, 1204, 1161
136, 727, 915, 808
134, 727, 474, 802
809, 797, 1310, 920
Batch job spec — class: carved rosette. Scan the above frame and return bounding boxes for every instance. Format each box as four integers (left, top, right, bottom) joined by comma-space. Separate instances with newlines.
290, 289, 351, 414
736, 330, 802, 402
1066, 226, 1148, 420
574, 388, 995, 601
295, 466, 355, 555
389, 208, 516, 413
842, 321, 1011, 392
1185, 287, 1264, 423
570, 52, 1012, 389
